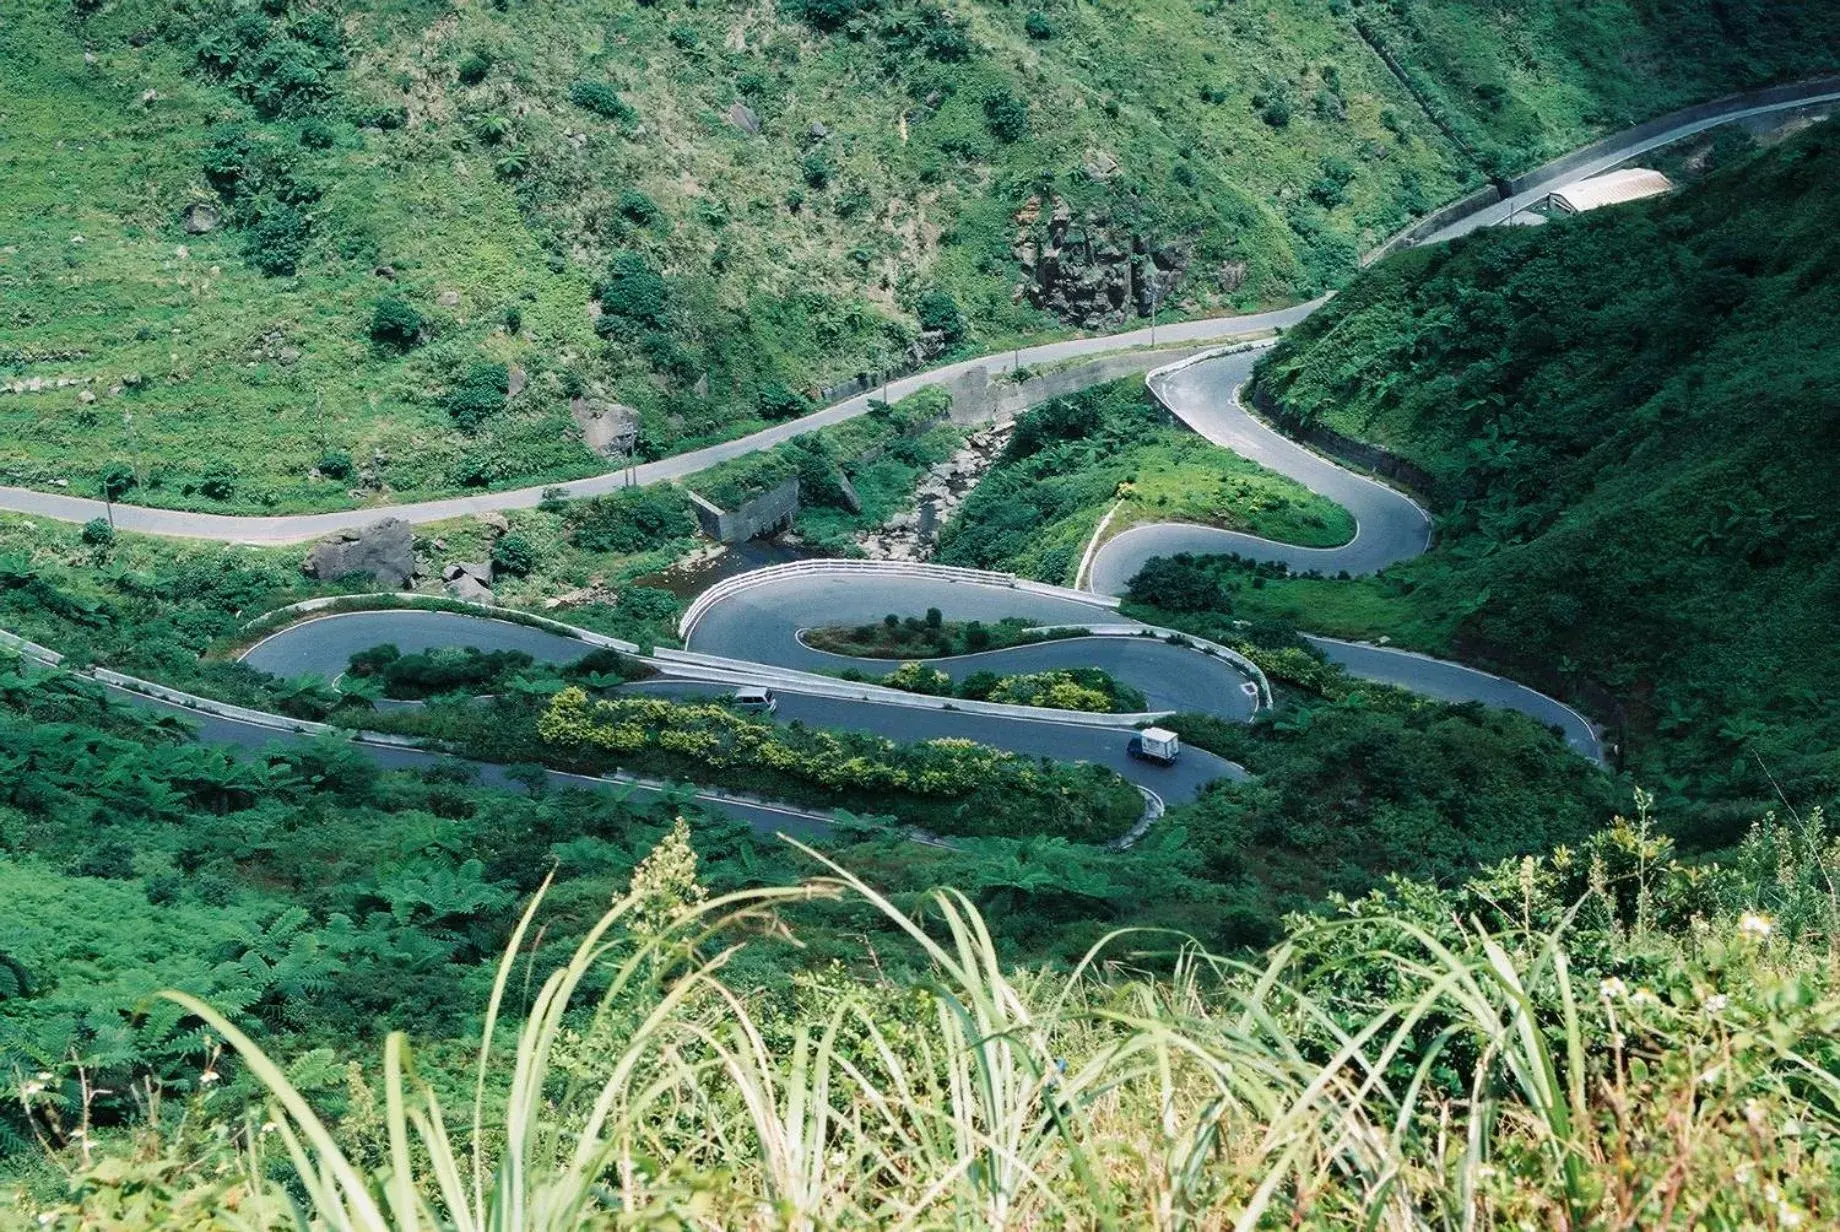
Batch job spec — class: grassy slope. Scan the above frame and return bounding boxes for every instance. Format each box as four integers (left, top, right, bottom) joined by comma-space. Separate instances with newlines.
1252, 125, 1840, 839
3, 0, 1835, 510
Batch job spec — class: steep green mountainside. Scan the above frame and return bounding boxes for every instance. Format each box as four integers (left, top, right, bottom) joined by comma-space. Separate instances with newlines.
1254, 124, 1840, 840
3, 0, 1836, 511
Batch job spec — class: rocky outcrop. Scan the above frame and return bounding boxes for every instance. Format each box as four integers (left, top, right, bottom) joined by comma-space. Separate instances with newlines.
302, 518, 415, 588
571, 396, 640, 458
182, 202, 219, 234
1011, 197, 1189, 330
443, 561, 493, 602
728, 102, 761, 135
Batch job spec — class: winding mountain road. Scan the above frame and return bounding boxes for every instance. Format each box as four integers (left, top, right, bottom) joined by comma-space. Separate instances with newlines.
1086, 347, 1600, 760
15, 85, 1811, 818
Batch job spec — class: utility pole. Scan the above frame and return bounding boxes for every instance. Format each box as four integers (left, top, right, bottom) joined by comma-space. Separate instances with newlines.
123, 411, 145, 488
1149, 278, 1161, 348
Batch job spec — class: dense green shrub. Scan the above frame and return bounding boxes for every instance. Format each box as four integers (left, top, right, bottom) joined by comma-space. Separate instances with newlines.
197, 463, 237, 502
489, 533, 538, 577
191, 1, 346, 118
243, 202, 310, 276
982, 88, 1029, 142
566, 487, 697, 554
1127, 554, 1228, 612
914, 289, 966, 344
316, 449, 354, 480
446, 361, 511, 432
81, 518, 115, 547
799, 149, 833, 189
790, 0, 878, 32
536, 687, 1139, 841
1024, 10, 1054, 39
456, 49, 493, 85
756, 382, 812, 422
616, 188, 662, 227
594, 253, 669, 332
368, 296, 423, 350
347, 644, 535, 699
569, 79, 634, 122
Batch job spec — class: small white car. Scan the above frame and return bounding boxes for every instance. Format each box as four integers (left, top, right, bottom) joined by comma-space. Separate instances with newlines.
731, 686, 778, 715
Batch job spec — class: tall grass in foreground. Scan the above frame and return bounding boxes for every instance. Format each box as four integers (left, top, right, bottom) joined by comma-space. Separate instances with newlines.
35, 832, 1840, 1229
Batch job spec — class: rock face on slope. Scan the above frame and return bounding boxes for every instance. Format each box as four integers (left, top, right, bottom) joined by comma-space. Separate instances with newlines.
1011, 197, 1188, 330
302, 518, 415, 588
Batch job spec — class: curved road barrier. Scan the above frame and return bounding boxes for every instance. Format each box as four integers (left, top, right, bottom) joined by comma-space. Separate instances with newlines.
679, 557, 1119, 641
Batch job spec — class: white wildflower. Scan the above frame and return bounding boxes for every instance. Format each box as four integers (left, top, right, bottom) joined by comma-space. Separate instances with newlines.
1739, 911, 1774, 939
1704, 993, 1729, 1014
1599, 976, 1628, 1000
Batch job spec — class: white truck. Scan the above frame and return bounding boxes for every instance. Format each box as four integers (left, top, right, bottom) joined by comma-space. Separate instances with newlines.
1127, 726, 1181, 766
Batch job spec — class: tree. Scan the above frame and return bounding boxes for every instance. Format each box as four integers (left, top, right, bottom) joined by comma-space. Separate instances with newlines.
369, 296, 423, 350
1127, 554, 1227, 612
983, 88, 1030, 143
915, 289, 966, 345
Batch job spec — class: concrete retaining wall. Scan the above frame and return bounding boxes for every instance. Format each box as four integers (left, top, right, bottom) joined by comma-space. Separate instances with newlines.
688, 477, 802, 543
940, 345, 1214, 425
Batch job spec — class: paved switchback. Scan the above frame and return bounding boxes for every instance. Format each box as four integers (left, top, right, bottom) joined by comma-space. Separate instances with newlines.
1085, 348, 1432, 594
1083, 350, 1602, 762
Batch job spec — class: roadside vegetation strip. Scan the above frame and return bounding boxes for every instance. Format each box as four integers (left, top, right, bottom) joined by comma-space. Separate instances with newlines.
1073, 499, 1126, 592
798, 614, 1086, 660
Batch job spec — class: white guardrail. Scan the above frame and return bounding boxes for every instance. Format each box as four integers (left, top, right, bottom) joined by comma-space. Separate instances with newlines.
678, 559, 1121, 642
242, 592, 643, 653
0, 628, 64, 666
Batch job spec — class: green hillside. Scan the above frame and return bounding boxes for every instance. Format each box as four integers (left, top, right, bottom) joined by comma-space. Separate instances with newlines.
1252, 124, 1840, 841
3, 0, 1836, 510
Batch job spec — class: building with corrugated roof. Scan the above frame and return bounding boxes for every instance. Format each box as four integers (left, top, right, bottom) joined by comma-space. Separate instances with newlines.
1548, 168, 1674, 214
